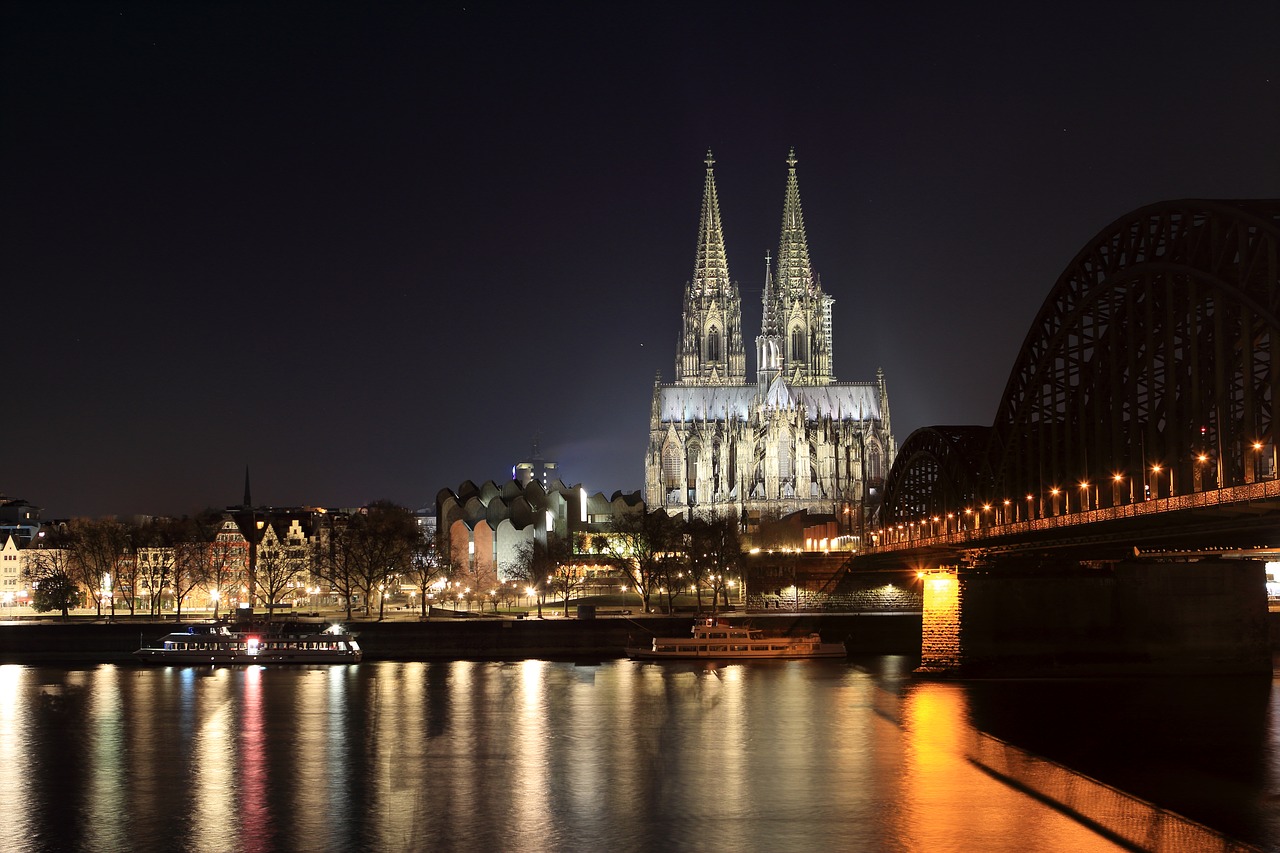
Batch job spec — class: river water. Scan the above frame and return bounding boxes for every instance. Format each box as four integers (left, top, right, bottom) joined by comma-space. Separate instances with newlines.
1, 657, 1275, 853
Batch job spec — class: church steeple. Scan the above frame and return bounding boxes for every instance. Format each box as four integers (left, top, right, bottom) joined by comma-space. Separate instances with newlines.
774, 148, 815, 299
692, 149, 732, 298
675, 150, 746, 385
764, 148, 834, 385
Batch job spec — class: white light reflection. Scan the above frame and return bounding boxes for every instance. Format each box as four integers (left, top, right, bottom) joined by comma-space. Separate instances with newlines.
190, 668, 236, 853
0, 666, 28, 853
85, 665, 128, 852
510, 659, 553, 840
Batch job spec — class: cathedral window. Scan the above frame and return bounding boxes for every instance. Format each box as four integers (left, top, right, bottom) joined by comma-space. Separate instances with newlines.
778, 445, 792, 480
662, 444, 682, 489
706, 328, 720, 363
790, 327, 806, 363
866, 444, 883, 481
686, 442, 701, 488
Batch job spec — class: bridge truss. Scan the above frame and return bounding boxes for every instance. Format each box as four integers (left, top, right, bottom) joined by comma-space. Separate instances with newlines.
883, 199, 1280, 527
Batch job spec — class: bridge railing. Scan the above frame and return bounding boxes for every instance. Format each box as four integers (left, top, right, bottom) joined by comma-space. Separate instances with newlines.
869, 479, 1280, 553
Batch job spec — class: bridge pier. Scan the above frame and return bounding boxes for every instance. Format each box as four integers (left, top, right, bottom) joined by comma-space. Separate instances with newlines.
919, 558, 1270, 676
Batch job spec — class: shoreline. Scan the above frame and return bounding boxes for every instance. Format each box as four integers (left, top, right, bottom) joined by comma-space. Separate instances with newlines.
0, 611, 923, 664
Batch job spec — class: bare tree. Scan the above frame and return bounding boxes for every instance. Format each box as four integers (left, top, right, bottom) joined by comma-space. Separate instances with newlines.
547, 534, 589, 617
64, 518, 129, 618
254, 525, 308, 622
336, 502, 418, 621
203, 520, 248, 620
509, 537, 564, 618
687, 513, 744, 615
317, 514, 361, 620
134, 519, 180, 616
596, 509, 679, 614
170, 512, 234, 621
405, 526, 449, 619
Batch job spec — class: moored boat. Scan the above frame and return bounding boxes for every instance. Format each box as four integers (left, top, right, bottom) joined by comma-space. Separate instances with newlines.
626, 617, 846, 660
135, 621, 362, 665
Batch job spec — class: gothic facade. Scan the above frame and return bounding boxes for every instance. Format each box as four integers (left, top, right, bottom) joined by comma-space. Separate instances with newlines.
645, 151, 896, 534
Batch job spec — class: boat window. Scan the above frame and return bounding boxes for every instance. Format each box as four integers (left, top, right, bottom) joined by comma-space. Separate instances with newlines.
678, 646, 698, 652
731, 645, 749, 651
709, 632, 727, 639
771, 645, 788, 651
708, 645, 728, 652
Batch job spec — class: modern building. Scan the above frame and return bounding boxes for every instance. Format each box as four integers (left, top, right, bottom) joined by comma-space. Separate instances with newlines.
436, 479, 643, 588
645, 150, 897, 537
0, 497, 42, 545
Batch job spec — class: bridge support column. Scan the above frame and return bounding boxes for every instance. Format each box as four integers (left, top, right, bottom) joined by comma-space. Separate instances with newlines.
918, 568, 962, 672
918, 559, 1269, 676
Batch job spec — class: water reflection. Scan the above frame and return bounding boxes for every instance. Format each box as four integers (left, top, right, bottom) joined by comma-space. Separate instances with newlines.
0, 660, 1273, 852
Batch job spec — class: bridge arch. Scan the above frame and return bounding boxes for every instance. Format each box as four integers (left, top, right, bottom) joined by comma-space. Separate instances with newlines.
883, 199, 1280, 526
880, 425, 989, 523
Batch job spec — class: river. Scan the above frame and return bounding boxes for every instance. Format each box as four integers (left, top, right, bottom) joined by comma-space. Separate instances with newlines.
0, 657, 1273, 852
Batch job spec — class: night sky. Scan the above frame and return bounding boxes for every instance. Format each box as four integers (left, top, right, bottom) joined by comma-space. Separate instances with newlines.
5, 2, 1279, 519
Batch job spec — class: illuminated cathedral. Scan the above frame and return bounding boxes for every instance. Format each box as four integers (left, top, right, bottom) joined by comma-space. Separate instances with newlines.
644, 150, 896, 535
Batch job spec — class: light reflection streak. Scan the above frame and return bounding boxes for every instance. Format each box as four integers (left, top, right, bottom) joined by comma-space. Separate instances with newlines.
86, 665, 127, 853
508, 660, 553, 843
190, 668, 235, 853
0, 666, 27, 853
897, 682, 1123, 851
239, 665, 270, 851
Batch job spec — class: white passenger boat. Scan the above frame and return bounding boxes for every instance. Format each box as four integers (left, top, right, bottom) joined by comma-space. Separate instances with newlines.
626, 617, 846, 660
135, 621, 362, 665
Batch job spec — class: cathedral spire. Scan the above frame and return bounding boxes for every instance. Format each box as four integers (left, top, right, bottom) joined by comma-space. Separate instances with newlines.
676, 150, 746, 385
761, 148, 834, 385
775, 147, 815, 298
691, 149, 732, 298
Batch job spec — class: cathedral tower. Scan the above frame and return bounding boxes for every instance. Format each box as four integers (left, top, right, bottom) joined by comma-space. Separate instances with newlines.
675, 150, 746, 385
647, 150, 895, 539
757, 149, 834, 386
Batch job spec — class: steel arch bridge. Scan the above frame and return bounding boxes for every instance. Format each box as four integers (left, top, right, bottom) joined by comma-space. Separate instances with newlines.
882, 199, 1280, 527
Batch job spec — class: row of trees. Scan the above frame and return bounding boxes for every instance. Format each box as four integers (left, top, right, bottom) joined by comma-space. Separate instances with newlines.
23, 503, 747, 621
22, 502, 454, 621
508, 510, 745, 616
24, 513, 243, 619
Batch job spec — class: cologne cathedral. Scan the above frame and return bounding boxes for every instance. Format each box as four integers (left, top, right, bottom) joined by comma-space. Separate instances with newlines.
644, 150, 896, 533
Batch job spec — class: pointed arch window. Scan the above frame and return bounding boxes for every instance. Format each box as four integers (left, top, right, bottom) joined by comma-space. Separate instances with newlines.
686, 442, 701, 488
706, 327, 721, 364
662, 444, 682, 489
790, 327, 807, 363
866, 443, 883, 481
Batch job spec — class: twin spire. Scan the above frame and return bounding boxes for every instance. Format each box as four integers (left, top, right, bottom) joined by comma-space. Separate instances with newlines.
677, 148, 834, 388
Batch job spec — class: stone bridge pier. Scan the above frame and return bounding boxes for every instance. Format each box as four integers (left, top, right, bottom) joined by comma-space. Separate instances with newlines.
919, 558, 1271, 676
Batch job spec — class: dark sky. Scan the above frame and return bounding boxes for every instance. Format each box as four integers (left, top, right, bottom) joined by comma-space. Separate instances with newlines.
4, 1, 1279, 519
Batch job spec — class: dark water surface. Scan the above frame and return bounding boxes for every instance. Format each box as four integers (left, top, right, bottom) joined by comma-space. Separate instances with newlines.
1, 658, 1275, 852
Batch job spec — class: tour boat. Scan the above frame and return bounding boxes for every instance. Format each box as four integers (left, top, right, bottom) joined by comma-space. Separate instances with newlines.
134, 621, 362, 665
626, 617, 846, 660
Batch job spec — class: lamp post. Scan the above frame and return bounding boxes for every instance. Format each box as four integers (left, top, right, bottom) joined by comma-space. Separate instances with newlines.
1079, 481, 1090, 512
1050, 488, 1061, 515
1149, 465, 1161, 500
